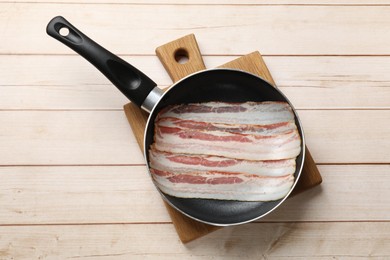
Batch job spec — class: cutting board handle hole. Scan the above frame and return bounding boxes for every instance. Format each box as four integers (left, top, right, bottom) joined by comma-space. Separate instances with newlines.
174, 48, 189, 64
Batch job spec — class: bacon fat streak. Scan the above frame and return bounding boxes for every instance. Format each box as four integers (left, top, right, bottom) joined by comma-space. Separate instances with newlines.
149, 149, 296, 177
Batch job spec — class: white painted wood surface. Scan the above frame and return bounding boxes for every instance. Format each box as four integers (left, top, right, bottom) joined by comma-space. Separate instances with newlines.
3, 4, 390, 55
1, 1, 390, 258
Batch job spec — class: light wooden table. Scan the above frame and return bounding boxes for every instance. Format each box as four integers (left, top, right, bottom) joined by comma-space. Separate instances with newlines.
1, 1, 390, 259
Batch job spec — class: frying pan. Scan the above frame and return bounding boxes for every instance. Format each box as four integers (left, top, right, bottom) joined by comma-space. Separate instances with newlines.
47, 16, 305, 226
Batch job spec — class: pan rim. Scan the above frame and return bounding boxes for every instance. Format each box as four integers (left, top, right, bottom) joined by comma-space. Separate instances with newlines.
143, 68, 306, 226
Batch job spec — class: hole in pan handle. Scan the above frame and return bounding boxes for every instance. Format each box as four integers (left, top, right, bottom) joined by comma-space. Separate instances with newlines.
46, 16, 158, 108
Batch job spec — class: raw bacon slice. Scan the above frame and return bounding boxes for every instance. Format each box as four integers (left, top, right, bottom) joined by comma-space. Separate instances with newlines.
149, 149, 296, 177
156, 117, 297, 136
151, 169, 294, 201
157, 101, 295, 125
152, 124, 301, 160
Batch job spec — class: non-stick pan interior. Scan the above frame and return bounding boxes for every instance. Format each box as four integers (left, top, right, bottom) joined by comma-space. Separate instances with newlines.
145, 69, 304, 225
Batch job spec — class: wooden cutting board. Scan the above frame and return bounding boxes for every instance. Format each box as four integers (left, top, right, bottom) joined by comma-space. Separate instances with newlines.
123, 34, 322, 243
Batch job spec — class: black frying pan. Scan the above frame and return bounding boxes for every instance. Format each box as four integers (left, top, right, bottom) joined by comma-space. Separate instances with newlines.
47, 16, 305, 226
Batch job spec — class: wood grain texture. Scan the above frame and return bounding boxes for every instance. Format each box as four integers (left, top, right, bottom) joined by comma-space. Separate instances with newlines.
156, 34, 206, 82
0, 165, 389, 225
4, 4, 390, 55
218, 52, 274, 78
3, 0, 390, 4
3, 110, 390, 164
4, 55, 390, 110
123, 103, 149, 150
1, 1, 390, 258
1, 223, 389, 259
0, 111, 143, 165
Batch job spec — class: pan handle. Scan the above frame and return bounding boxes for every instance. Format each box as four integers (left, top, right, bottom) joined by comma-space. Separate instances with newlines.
46, 16, 160, 110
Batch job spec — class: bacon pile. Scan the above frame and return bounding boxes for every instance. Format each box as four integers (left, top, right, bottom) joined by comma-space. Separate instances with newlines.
148, 101, 301, 201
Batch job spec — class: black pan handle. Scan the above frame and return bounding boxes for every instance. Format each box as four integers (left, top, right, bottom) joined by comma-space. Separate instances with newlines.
46, 16, 157, 108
